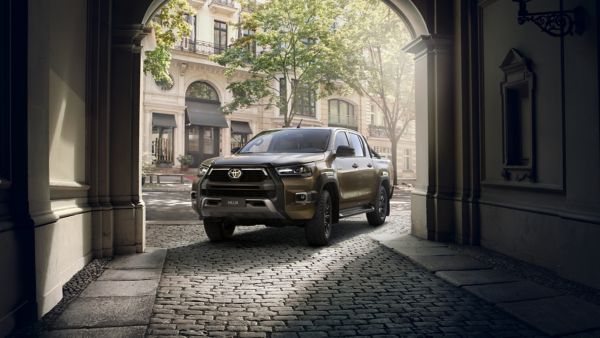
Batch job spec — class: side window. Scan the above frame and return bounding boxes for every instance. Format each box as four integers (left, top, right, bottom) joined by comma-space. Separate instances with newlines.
348, 133, 365, 157
334, 131, 349, 149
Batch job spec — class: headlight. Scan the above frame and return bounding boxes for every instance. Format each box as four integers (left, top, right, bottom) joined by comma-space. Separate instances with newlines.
276, 163, 315, 177
198, 165, 210, 176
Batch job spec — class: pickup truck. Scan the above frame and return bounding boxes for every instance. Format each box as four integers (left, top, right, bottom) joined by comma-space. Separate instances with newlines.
191, 127, 394, 246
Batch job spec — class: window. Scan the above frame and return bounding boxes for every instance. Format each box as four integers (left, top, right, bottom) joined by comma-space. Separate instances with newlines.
214, 20, 227, 54
240, 129, 331, 153
279, 77, 287, 115
334, 132, 349, 149
348, 133, 365, 157
241, 28, 256, 56
188, 127, 201, 152
292, 81, 316, 117
404, 149, 411, 170
186, 81, 219, 102
203, 128, 214, 154
231, 133, 248, 150
328, 99, 356, 129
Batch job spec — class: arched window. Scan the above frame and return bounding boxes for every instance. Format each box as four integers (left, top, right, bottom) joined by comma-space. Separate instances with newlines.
186, 81, 219, 102
328, 99, 356, 130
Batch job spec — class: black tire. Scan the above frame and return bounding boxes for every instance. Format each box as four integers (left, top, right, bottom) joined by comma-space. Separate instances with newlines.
204, 219, 235, 242
305, 190, 333, 247
367, 185, 388, 226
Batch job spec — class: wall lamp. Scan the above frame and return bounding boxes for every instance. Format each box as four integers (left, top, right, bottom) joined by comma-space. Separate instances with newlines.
513, 0, 585, 37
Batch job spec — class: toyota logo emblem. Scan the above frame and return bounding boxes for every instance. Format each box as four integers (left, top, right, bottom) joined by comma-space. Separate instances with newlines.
228, 168, 242, 179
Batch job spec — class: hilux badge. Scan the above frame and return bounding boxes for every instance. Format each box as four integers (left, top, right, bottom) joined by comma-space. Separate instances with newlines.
228, 168, 242, 179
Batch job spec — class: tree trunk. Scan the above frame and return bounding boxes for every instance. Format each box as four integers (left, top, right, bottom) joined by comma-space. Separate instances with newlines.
390, 139, 398, 186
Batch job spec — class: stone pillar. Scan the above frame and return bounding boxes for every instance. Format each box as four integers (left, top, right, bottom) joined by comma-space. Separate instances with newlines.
109, 25, 148, 254
143, 110, 153, 162
88, 0, 115, 258
405, 35, 455, 242
175, 111, 186, 161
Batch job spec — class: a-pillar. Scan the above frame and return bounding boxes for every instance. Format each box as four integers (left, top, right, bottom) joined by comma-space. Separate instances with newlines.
109, 24, 148, 254
405, 35, 455, 242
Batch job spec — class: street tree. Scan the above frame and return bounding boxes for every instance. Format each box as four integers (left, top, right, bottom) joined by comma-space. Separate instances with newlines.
144, 0, 194, 87
212, 0, 354, 127
341, 1, 415, 186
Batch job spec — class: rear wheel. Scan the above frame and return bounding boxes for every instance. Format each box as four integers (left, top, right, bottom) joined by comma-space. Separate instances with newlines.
367, 185, 388, 226
305, 190, 332, 246
204, 219, 235, 241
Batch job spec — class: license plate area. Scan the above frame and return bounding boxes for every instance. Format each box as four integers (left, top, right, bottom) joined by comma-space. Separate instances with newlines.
222, 197, 245, 207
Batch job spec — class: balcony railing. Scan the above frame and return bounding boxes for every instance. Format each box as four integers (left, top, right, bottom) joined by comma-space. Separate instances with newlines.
211, 0, 235, 8
209, 0, 237, 15
368, 125, 388, 138
177, 39, 227, 56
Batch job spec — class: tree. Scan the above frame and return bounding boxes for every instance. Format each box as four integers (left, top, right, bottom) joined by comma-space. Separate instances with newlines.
144, 0, 194, 87
212, 0, 354, 127
341, 1, 415, 186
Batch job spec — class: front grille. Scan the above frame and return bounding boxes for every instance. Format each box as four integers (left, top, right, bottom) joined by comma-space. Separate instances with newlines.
208, 168, 268, 182
202, 189, 275, 198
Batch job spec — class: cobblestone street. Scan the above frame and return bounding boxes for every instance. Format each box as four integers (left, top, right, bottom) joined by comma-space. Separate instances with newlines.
145, 191, 543, 337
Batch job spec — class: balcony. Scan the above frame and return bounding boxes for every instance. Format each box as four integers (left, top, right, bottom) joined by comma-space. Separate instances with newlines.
189, 0, 207, 10
368, 125, 388, 138
209, 0, 237, 16
177, 39, 227, 56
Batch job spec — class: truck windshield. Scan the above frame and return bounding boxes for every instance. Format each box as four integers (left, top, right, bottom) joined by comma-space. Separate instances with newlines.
239, 129, 331, 153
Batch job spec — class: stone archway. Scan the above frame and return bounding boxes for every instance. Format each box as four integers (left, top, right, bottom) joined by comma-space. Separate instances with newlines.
97, 0, 464, 256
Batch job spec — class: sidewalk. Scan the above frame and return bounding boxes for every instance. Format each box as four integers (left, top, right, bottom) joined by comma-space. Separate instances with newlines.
42, 248, 167, 338
371, 233, 600, 337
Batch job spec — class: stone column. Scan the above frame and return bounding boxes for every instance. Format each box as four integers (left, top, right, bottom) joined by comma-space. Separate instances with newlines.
88, 0, 115, 257
404, 35, 455, 242
175, 110, 186, 161
109, 25, 148, 254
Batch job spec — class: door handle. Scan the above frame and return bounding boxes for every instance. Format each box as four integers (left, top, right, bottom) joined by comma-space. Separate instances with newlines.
352, 163, 358, 169
367, 163, 373, 168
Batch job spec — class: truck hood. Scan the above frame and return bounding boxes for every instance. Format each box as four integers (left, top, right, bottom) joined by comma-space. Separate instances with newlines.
209, 153, 327, 167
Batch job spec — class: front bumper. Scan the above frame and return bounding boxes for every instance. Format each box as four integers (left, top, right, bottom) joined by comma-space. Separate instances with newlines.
200, 197, 285, 219
197, 166, 317, 223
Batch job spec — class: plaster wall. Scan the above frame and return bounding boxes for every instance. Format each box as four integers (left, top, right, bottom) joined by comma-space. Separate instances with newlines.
478, 0, 600, 288
32, 0, 92, 316
0, 230, 28, 333
34, 213, 92, 316
48, 0, 87, 184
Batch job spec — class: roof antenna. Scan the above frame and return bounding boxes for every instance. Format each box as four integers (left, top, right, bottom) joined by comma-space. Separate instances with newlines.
296, 119, 303, 128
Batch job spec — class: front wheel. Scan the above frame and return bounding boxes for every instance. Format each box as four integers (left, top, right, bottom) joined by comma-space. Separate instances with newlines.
367, 185, 388, 226
305, 190, 333, 247
204, 219, 235, 242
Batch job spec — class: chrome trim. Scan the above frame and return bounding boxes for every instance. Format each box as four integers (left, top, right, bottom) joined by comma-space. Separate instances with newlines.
200, 197, 284, 218
209, 167, 268, 176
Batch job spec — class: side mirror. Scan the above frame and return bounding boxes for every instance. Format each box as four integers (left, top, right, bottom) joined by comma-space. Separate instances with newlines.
231, 146, 241, 154
335, 145, 355, 157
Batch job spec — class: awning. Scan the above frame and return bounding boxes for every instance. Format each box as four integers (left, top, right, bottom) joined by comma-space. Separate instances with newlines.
152, 113, 177, 128
186, 101, 228, 128
231, 121, 253, 134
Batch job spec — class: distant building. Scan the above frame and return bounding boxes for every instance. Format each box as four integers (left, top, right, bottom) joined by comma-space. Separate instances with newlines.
141, 0, 416, 181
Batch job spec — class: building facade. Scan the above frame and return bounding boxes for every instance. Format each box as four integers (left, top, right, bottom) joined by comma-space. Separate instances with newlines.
141, 0, 416, 180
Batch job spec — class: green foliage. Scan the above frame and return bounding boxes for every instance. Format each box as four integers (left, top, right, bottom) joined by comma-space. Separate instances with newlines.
177, 154, 193, 166
212, 0, 355, 126
144, 0, 194, 87
335, 0, 416, 185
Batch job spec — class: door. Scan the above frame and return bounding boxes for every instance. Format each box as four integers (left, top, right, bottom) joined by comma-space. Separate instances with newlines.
346, 132, 378, 205
333, 131, 361, 209
186, 126, 220, 167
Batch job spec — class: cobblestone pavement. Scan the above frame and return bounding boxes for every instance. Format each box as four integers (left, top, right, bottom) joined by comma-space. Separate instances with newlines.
146, 190, 544, 337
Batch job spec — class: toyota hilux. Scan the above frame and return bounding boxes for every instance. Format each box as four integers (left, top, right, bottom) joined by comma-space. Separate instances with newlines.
191, 127, 394, 246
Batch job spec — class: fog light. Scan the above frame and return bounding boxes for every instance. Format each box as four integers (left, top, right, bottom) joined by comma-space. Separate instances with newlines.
295, 192, 308, 203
